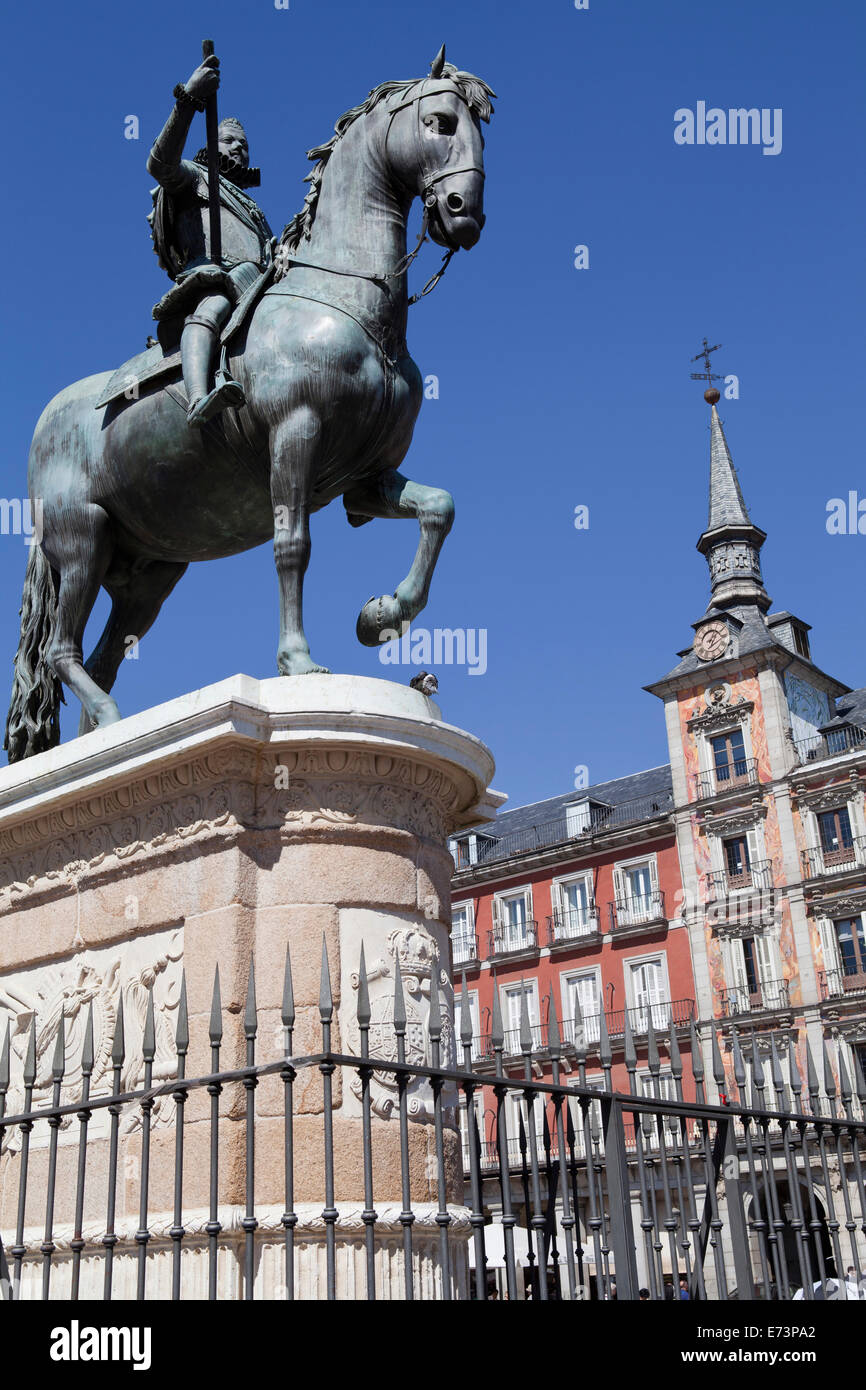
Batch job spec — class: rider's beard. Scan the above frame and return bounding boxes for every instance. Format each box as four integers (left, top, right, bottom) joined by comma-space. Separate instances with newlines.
193, 148, 261, 189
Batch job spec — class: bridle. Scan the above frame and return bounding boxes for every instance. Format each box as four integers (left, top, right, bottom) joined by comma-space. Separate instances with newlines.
275, 77, 484, 305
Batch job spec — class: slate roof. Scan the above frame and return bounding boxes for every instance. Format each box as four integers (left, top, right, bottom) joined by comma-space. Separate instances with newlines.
704, 406, 755, 532
824, 686, 866, 731
472, 764, 674, 842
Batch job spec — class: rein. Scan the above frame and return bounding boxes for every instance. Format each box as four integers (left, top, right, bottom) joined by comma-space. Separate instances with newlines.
276, 77, 480, 305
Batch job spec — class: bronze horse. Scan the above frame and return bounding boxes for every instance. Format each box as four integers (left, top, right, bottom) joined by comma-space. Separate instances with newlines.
5, 54, 494, 761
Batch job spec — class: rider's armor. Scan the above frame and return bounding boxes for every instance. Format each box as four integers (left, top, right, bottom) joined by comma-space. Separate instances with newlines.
147, 94, 273, 426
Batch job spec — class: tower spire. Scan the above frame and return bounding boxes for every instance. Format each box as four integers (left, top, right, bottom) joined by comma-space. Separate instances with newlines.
695, 395, 770, 612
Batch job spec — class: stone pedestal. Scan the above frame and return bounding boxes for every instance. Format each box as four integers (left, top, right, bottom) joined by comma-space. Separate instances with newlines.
0, 674, 501, 1299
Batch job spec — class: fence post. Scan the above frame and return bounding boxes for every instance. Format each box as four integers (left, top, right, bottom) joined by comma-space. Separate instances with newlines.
601, 1096, 639, 1299
721, 1115, 755, 1299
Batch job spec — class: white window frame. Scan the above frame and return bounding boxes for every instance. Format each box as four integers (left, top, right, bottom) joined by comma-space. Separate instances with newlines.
567, 1075, 605, 1158
807, 799, 865, 874
637, 1069, 678, 1151
560, 966, 602, 1047
551, 870, 596, 940
711, 825, 765, 888
500, 977, 542, 1052
725, 931, 779, 1013
492, 884, 535, 951
623, 952, 671, 1033
454, 984, 482, 1061
613, 853, 660, 925
450, 900, 476, 965
699, 716, 753, 780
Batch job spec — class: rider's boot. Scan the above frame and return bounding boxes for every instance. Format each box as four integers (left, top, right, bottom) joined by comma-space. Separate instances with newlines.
182, 319, 245, 426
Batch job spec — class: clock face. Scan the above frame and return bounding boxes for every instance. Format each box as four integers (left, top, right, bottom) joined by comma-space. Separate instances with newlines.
694, 621, 729, 662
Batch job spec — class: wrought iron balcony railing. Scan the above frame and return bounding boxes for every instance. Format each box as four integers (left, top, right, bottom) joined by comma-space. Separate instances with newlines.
796, 723, 866, 765
609, 890, 666, 931
705, 859, 773, 900
451, 930, 479, 966
547, 905, 601, 944
487, 921, 539, 958
450, 791, 675, 870
818, 967, 866, 1000
718, 978, 790, 1017
695, 758, 759, 800
801, 836, 866, 880
472, 998, 696, 1061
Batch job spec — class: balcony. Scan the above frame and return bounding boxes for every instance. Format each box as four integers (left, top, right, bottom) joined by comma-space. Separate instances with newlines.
471, 998, 696, 1064
449, 792, 675, 872
695, 758, 760, 801
547, 905, 601, 948
796, 723, 866, 766
801, 836, 866, 882
718, 978, 790, 1018
706, 859, 773, 899
451, 930, 479, 967
608, 890, 667, 936
819, 967, 866, 1001
487, 921, 539, 960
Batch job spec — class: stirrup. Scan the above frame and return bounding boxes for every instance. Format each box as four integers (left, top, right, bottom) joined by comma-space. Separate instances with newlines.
187, 377, 246, 426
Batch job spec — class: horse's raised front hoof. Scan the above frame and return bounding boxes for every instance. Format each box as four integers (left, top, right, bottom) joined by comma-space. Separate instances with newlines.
80, 699, 122, 736
356, 594, 409, 648
277, 649, 331, 676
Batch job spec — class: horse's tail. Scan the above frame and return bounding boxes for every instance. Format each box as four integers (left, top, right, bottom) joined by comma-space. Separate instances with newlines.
4, 542, 63, 763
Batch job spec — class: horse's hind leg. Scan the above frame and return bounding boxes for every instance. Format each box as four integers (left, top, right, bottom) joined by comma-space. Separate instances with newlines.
343, 469, 454, 646
43, 502, 121, 730
77, 558, 189, 735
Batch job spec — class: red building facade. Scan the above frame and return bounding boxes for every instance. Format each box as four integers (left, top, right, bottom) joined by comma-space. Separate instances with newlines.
449, 766, 699, 1158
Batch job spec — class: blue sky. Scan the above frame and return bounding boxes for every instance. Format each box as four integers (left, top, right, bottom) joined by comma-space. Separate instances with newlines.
1, 0, 864, 812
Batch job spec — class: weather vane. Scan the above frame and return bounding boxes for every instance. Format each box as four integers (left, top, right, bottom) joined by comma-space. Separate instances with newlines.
690, 337, 723, 404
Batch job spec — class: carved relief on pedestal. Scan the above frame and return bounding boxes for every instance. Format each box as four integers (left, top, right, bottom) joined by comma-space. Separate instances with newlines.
0, 927, 183, 1149
345, 922, 456, 1123
0, 744, 462, 909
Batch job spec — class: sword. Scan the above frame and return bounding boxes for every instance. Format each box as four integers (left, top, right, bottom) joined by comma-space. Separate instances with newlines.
201, 38, 222, 267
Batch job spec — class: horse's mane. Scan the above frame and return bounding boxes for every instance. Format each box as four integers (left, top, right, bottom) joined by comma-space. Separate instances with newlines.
276, 64, 495, 263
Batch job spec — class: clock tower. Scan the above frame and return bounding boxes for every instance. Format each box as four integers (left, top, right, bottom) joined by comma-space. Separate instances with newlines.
646, 383, 864, 1107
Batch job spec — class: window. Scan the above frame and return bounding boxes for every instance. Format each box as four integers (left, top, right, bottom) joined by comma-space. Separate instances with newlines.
501, 980, 541, 1052
451, 902, 476, 964
455, 986, 482, 1060
492, 887, 534, 952
614, 856, 660, 924
728, 934, 778, 1012
817, 806, 855, 867
793, 625, 811, 659
834, 917, 866, 984
628, 957, 670, 1032
723, 834, 751, 885
562, 969, 601, 1045
711, 728, 748, 785
638, 1071, 678, 1150
566, 799, 591, 835
459, 1093, 485, 1167
553, 873, 595, 939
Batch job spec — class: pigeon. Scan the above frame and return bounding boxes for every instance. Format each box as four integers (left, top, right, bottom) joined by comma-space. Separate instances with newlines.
409, 671, 439, 697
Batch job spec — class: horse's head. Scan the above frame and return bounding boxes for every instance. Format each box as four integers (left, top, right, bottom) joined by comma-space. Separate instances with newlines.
385, 49, 495, 252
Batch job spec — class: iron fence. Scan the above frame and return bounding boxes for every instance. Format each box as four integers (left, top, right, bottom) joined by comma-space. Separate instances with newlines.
0, 942, 864, 1302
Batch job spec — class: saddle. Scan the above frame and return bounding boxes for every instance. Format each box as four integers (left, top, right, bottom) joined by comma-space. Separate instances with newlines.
94, 263, 274, 410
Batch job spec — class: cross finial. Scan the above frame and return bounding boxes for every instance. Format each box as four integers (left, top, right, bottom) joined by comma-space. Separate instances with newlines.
690, 337, 724, 404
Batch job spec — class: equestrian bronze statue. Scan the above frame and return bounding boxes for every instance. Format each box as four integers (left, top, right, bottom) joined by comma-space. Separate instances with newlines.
4, 45, 494, 762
